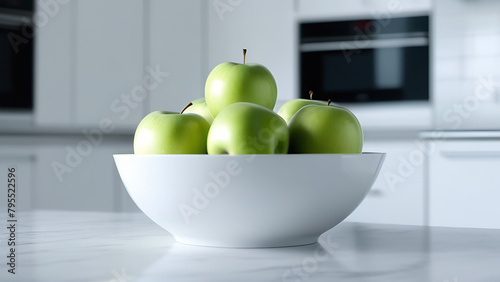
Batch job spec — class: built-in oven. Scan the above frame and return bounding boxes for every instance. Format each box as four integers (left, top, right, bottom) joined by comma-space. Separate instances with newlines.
0, 1, 34, 110
300, 16, 429, 103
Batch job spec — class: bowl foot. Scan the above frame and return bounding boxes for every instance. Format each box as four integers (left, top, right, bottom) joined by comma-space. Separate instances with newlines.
174, 236, 319, 249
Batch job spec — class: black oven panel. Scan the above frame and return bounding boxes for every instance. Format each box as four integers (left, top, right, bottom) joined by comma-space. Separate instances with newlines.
300, 16, 429, 103
0, 1, 34, 110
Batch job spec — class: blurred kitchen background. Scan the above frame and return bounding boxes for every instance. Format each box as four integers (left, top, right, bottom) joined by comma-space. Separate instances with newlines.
1, 0, 499, 229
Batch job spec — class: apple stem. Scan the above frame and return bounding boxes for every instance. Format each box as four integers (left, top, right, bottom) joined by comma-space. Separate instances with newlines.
309, 90, 314, 100
180, 102, 193, 114
243, 49, 247, 64
328, 99, 332, 106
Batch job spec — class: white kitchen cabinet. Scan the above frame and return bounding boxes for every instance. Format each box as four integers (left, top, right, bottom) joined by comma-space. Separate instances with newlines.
35, 0, 145, 130
297, 0, 431, 20
207, 0, 296, 103
74, 0, 144, 130
345, 139, 426, 225
428, 139, 500, 229
147, 0, 204, 113
34, 0, 73, 126
0, 135, 135, 212
34, 136, 133, 212
35, 0, 206, 130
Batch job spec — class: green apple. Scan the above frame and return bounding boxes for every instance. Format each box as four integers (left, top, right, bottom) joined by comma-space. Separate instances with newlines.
207, 102, 289, 155
277, 91, 328, 123
288, 103, 363, 154
134, 111, 210, 154
205, 49, 277, 118
181, 97, 214, 124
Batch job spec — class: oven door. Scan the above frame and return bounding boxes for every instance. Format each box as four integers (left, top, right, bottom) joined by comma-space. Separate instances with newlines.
300, 38, 429, 103
0, 13, 33, 110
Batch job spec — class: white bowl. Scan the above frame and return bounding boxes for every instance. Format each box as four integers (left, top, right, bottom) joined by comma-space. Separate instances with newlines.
114, 153, 385, 248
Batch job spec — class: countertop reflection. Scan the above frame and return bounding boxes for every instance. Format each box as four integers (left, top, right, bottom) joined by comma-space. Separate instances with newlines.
2, 211, 499, 282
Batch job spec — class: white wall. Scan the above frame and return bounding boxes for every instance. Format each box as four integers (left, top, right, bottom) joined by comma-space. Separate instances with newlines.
432, 0, 500, 130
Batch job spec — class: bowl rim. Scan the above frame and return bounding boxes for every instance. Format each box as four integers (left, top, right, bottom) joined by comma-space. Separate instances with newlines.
113, 152, 386, 157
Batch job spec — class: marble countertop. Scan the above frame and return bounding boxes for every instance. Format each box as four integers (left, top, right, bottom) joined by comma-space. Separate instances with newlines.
1, 211, 499, 282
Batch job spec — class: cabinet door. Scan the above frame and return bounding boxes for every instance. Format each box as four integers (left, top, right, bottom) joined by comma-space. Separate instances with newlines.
74, 0, 144, 130
34, 136, 133, 212
207, 0, 296, 104
345, 140, 425, 225
148, 0, 204, 113
34, 0, 73, 126
429, 140, 500, 229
